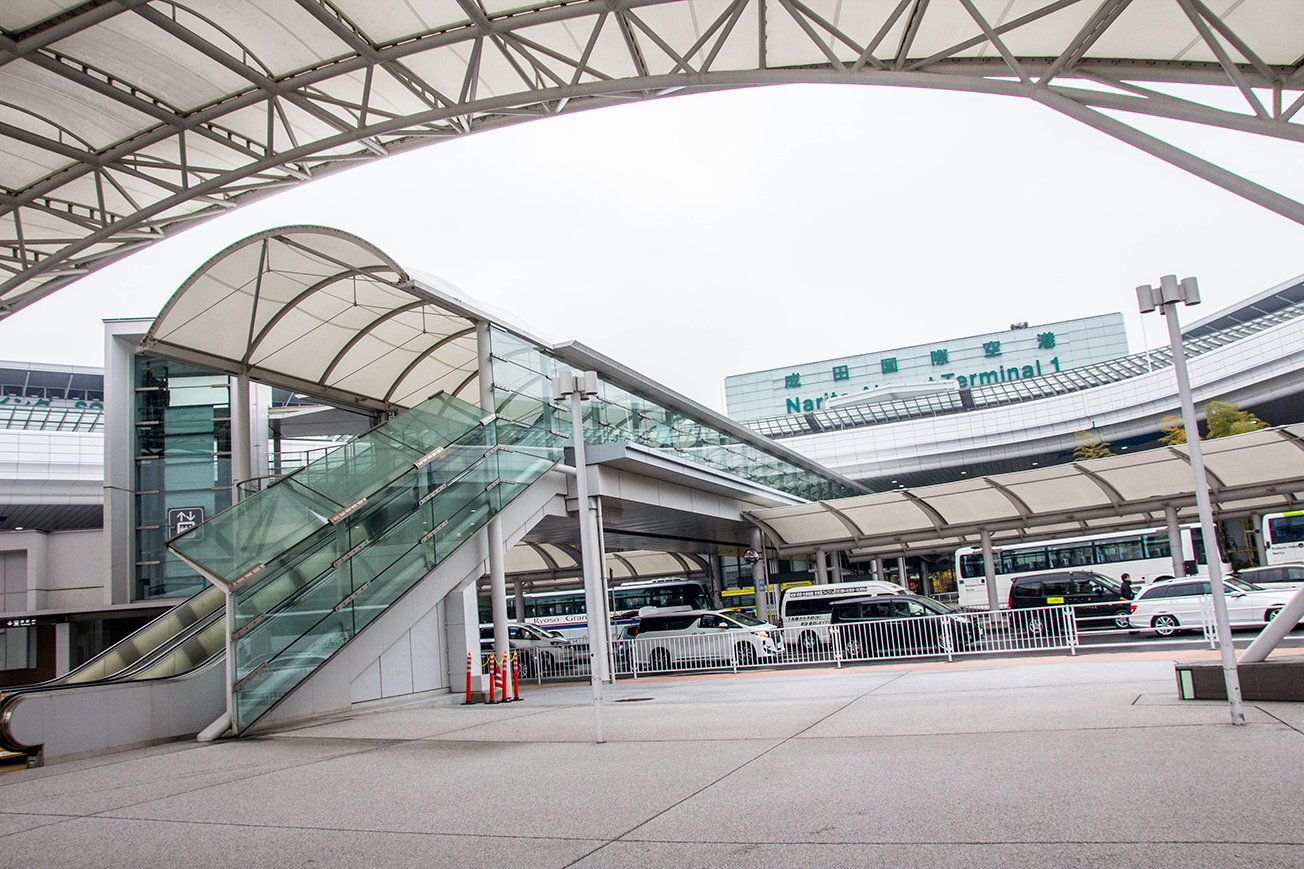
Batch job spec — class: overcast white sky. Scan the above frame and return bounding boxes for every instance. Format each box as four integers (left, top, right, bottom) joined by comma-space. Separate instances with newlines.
2, 83, 1303, 413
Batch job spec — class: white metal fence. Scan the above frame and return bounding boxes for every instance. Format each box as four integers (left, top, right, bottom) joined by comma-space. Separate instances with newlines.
494, 600, 1226, 684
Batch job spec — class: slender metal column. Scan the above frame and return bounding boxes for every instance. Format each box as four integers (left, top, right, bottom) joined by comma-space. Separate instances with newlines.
982, 529, 999, 611
570, 385, 604, 740
1141, 276, 1244, 725
896, 556, 907, 591
831, 551, 844, 584
1253, 516, 1268, 566
514, 581, 525, 623
476, 321, 509, 670
814, 549, 828, 585
1166, 507, 1185, 578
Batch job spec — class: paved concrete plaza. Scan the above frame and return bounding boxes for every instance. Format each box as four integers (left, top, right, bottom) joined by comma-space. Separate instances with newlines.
1, 653, 1301, 868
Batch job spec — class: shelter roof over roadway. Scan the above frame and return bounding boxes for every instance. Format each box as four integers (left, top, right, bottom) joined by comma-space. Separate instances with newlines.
747, 424, 1304, 558
3, 1, 1304, 315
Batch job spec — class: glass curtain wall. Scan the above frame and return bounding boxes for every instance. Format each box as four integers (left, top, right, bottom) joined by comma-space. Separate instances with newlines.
487, 328, 855, 502
134, 356, 234, 601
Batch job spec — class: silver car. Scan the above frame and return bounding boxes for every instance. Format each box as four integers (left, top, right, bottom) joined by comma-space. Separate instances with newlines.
1127, 576, 1302, 636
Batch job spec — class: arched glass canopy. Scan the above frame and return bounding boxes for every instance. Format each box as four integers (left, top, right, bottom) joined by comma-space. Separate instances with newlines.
144, 224, 865, 500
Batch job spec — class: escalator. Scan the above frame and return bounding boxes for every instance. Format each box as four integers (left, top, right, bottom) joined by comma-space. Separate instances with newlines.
3, 390, 565, 761
0, 584, 228, 764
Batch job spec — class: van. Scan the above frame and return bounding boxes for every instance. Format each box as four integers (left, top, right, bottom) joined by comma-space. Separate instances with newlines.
1234, 564, 1304, 592
479, 623, 574, 677
779, 580, 907, 652
1007, 571, 1131, 632
632, 609, 782, 670
829, 594, 982, 657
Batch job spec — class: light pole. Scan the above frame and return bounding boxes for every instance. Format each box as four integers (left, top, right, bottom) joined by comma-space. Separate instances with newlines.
1137, 275, 1244, 725
551, 368, 607, 743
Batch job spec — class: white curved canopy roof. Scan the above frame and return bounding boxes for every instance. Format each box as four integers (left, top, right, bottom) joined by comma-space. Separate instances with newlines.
144, 225, 495, 409
504, 542, 708, 585
748, 423, 1304, 557
3, 1, 1304, 315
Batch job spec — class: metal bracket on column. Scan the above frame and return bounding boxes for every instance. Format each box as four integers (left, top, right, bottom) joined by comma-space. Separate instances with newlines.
329, 497, 368, 524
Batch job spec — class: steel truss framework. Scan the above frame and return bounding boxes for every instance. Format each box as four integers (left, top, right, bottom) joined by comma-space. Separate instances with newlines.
2, 0, 1302, 317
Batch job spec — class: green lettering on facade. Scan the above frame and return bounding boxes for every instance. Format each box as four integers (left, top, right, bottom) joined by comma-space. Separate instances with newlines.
802, 399, 815, 412
1022, 365, 1034, 377
786, 398, 801, 413
979, 370, 999, 385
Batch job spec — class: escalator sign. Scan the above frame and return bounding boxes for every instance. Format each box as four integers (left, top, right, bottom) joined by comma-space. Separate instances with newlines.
168, 506, 205, 538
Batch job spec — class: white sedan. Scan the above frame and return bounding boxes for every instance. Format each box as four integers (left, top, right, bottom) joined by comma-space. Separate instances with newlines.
1128, 576, 1302, 636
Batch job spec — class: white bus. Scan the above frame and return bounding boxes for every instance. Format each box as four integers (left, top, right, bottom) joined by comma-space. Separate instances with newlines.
1262, 512, 1304, 565
955, 525, 1229, 610
485, 578, 710, 639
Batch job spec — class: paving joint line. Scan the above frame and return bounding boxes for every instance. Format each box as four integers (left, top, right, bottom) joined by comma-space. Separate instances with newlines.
557, 672, 911, 869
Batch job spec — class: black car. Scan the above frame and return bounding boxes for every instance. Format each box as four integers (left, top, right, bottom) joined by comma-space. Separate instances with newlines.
829, 594, 982, 658
1007, 571, 1130, 633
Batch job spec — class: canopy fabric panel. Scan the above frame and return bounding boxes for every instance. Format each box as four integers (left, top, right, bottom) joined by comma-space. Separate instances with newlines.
751, 424, 1304, 556
143, 226, 482, 410
499, 542, 706, 584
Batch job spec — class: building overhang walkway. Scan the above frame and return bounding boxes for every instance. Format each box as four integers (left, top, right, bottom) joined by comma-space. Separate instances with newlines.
747, 424, 1304, 559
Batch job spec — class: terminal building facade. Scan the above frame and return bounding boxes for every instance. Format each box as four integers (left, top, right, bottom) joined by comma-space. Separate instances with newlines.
725, 313, 1130, 423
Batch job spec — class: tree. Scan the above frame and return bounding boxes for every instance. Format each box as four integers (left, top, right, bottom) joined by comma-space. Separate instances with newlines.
1158, 401, 1267, 446
1072, 430, 1114, 461
1204, 400, 1268, 438
1159, 414, 1187, 446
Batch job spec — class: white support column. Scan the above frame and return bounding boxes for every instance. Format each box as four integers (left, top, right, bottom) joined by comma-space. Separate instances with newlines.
230, 374, 252, 501
982, 529, 999, 612
896, 556, 907, 591
514, 581, 526, 624
814, 549, 828, 585
831, 551, 844, 584
476, 321, 510, 674
750, 528, 770, 624
708, 555, 725, 609
1167, 507, 1185, 578
447, 582, 485, 701
591, 495, 612, 682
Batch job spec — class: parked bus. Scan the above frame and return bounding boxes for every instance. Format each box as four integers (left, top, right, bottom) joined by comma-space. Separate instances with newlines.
721, 580, 813, 618
1262, 512, 1304, 565
483, 578, 710, 639
954, 525, 1229, 609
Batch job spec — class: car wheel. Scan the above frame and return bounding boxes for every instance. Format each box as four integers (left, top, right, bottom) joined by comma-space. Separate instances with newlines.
798, 630, 819, 654
1265, 607, 1282, 623
1112, 608, 1131, 629
539, 652, 556, 676
1152, 614, 1179, 636
518, 653, 535, 679
735, 642, 758, 666
844, 636, 867, 658
649, 648, 671, 672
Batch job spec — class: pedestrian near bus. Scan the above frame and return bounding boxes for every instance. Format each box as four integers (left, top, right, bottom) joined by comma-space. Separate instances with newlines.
1119, 573, 1134, 600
